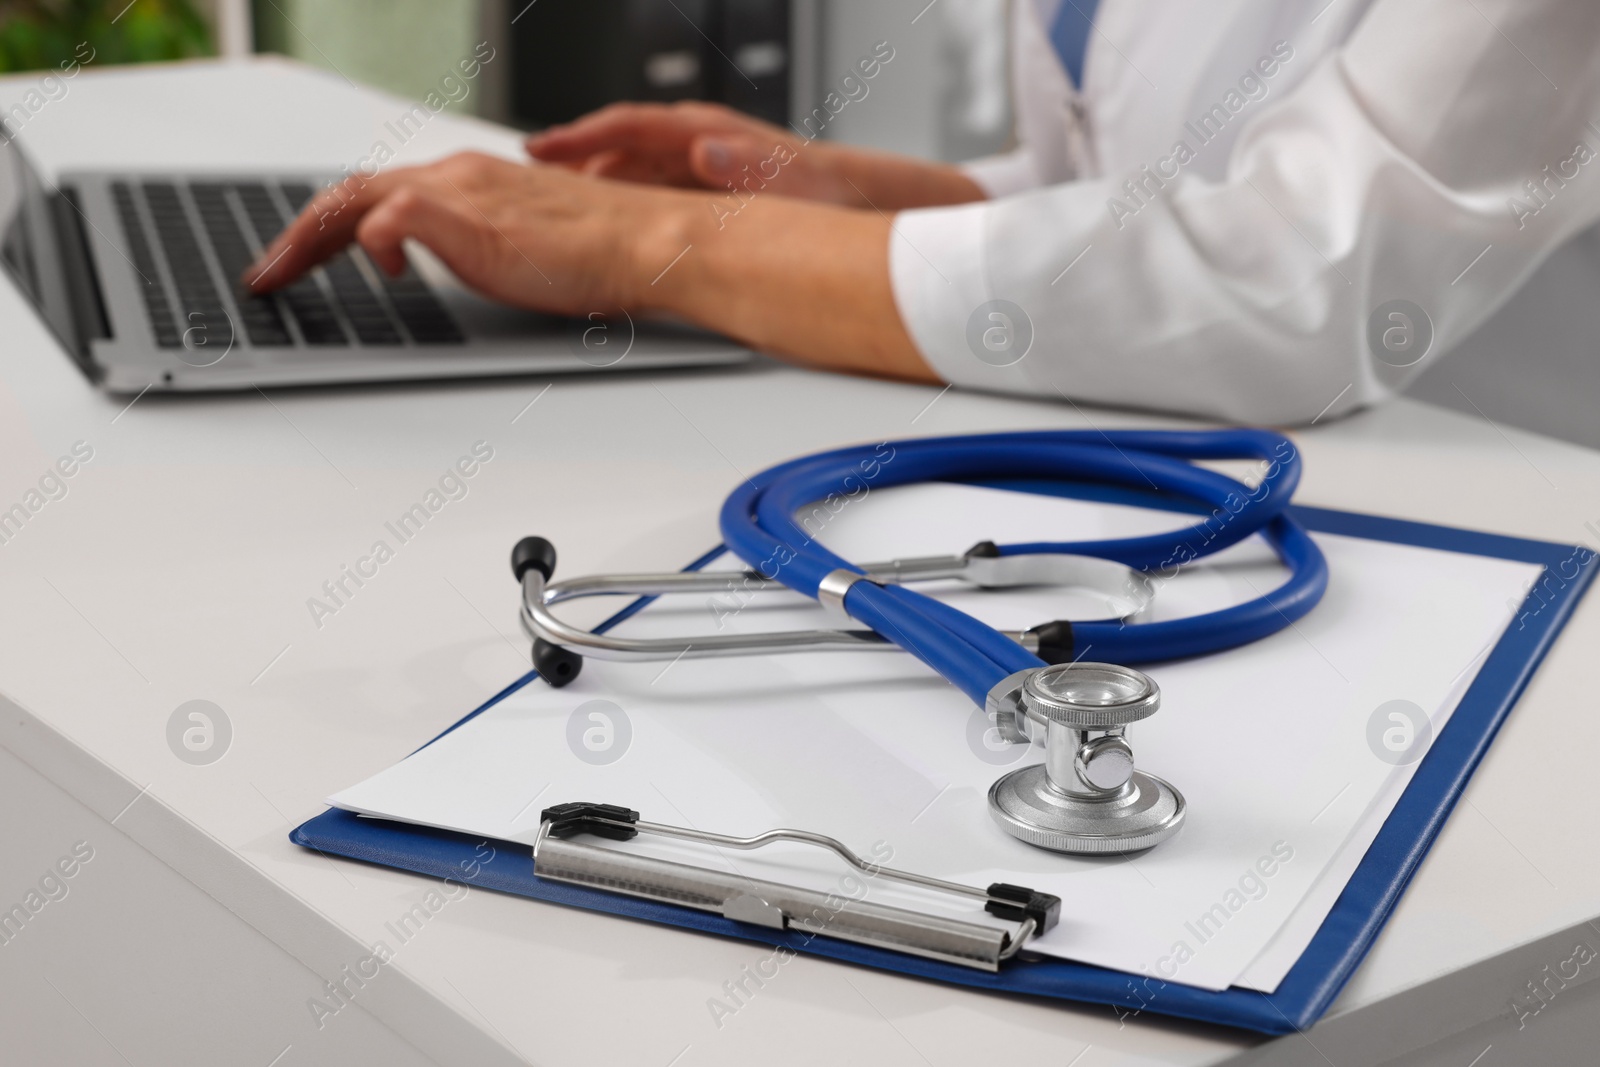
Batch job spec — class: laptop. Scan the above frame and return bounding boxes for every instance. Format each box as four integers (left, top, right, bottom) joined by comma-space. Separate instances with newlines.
0, 121, 749, 393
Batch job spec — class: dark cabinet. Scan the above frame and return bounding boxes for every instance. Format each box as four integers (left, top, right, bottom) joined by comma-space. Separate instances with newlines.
508, 0, 795, 128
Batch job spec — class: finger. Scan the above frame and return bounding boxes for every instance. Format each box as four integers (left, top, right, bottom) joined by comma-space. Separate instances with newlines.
243, 169, 404, 292
526, 101, 728, 162
526, 103, 675, 160
353, 185, 510, 299
689, 134, 795, 190
580, 148, 628, 177
690, 136, 741, 185
525, 101, 653, 150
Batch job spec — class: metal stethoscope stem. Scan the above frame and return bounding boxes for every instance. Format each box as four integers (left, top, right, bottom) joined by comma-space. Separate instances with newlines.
518, 541, 1153, 675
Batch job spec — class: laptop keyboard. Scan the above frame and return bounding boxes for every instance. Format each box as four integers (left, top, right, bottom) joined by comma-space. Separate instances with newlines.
140, 183, 236, 351
110, 183, 182, 348
110, 179, 463, 351
191, 182, 294, 346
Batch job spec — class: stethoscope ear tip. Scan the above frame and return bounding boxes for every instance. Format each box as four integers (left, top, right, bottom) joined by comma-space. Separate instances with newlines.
512, 536, 559, 582
534, 636, 584, 688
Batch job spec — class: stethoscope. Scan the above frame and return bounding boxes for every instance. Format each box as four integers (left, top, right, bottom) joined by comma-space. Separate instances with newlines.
511, 428, 1328, 855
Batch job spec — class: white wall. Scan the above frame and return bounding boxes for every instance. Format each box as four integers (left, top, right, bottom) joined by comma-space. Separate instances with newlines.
819, 0, 1011, 163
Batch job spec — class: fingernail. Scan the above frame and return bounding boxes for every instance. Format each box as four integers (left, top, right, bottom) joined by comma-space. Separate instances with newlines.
702, 139, 733, 173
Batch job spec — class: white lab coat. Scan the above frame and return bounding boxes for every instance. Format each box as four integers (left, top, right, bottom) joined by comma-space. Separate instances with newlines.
889, 0, 1600, 423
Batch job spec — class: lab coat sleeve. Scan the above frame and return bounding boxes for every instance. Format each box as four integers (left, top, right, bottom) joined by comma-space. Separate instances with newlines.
889, 0, 1600, 424
961, 146, 1044, 199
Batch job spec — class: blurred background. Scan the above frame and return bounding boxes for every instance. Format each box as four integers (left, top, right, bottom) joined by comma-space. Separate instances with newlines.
0, 0, 1015, 163
2, 0, 1590, 447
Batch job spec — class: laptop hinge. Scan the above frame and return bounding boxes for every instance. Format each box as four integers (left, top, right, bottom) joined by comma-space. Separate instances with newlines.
50, 185, 112, 367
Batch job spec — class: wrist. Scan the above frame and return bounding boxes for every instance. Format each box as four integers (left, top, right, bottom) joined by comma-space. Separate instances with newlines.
629, 189, 937, 386
625, 191, 704, 315
821, 145, 985, 210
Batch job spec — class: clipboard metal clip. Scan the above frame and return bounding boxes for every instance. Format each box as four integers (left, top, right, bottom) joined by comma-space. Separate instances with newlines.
533, 802, 1060, 972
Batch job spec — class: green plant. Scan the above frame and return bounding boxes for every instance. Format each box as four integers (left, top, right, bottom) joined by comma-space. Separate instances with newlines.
0, 0, 213, 74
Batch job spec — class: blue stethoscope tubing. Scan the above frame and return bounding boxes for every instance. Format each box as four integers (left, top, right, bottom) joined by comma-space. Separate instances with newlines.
718, 429, 1328, 707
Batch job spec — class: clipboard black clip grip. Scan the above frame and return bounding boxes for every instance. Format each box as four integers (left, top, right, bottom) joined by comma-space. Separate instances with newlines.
533, 802, 1060, 972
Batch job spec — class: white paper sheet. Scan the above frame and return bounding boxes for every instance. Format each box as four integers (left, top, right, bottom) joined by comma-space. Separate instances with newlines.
1231, 650, 1484, 992
330, 484, 1538, 991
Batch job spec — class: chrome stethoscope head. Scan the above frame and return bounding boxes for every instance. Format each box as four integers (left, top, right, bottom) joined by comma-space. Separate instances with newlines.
985, 662, 1185, 854
512, 535, 1155, 688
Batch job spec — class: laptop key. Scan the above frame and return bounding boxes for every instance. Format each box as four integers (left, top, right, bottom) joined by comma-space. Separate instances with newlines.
279, 182, 316, 211
321, 250, 403, 345
279, 280, 350, 346
376, 272, 465, 345
233, 182, 286, 242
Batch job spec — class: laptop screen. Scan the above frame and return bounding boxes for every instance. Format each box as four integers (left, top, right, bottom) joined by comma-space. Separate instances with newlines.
0, 119, 83, 357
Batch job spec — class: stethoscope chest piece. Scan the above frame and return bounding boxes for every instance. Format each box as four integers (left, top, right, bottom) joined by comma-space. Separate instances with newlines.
987, 663, 1186, 855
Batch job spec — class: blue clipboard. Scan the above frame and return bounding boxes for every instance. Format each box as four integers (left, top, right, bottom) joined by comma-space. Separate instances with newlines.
293, 484, 1597, 1035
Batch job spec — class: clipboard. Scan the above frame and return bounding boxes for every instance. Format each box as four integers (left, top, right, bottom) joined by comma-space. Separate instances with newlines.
293, 486, 1597, 1035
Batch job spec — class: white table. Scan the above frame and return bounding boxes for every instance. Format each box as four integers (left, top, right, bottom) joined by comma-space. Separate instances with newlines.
2, 58, 1598, 1067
